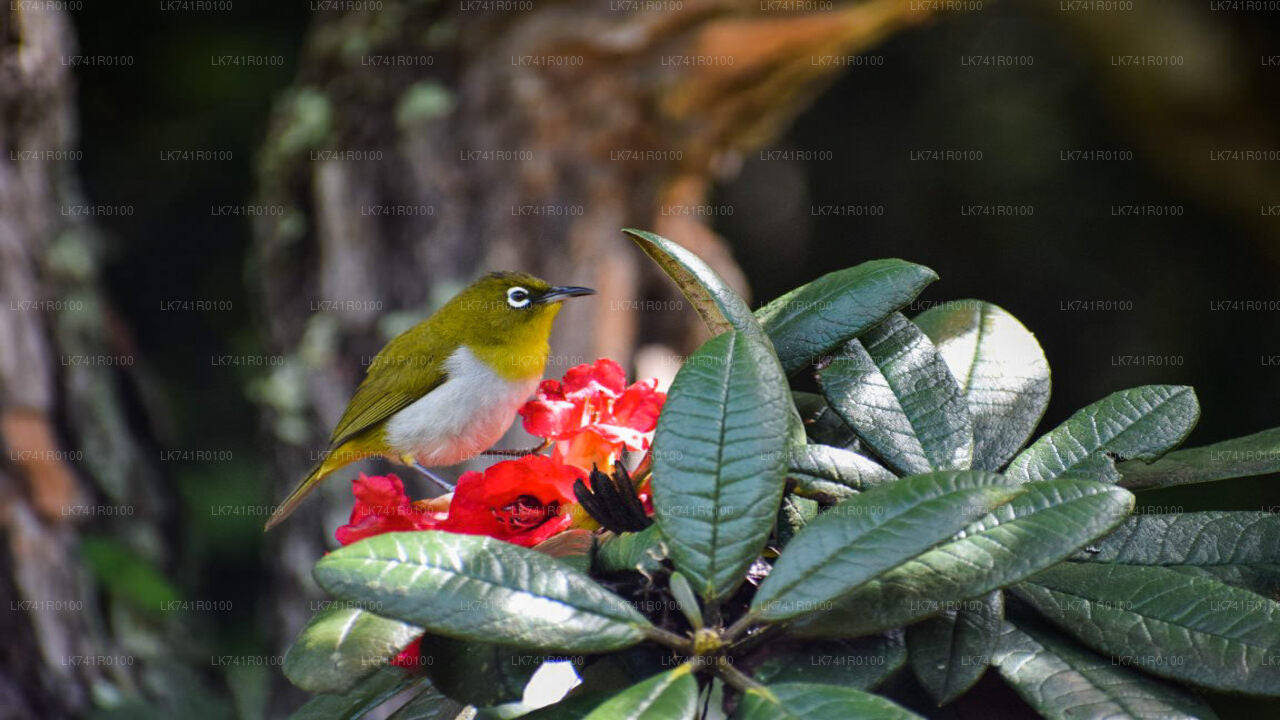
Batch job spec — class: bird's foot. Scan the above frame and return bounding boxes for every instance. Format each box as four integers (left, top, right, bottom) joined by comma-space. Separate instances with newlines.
401, 454, 456, 493
481, 438, 552, 457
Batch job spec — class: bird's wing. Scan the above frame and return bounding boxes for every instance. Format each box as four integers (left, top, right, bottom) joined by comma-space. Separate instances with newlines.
327, 323, 449, 449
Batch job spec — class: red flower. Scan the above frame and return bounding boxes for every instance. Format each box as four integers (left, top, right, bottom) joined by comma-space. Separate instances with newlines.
333, 459, 580, 668
519, 358, 665, 472
440, 454, 582, 547
333, 474, 445, 546
390, 637, 423, 668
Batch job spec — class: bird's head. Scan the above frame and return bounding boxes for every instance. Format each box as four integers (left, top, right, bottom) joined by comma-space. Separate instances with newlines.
448, 271, 594, 360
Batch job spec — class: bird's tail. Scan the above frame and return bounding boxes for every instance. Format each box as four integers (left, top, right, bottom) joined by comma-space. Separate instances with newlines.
265, 447, 361, 531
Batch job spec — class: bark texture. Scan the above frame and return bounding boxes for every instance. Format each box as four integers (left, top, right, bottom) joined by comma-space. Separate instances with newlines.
0, 5, 167, 718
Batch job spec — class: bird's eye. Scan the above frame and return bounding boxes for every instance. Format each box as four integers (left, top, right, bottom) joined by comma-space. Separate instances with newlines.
506, 287, 531, 308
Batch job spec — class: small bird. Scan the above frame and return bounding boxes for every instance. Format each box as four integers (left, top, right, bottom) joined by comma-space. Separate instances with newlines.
265, 272, 594, 531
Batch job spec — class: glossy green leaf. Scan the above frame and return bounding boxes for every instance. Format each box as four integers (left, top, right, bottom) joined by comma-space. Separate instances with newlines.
1015, 563, 1280, 695
288, 667, 418, 720
791, 478, 1133, 637
756, 259, 938, 375
667, 572, 704, 629
752, 471, 1023, 621
518, 689, 614, 720
737, 682, 922, 720
787, 443, 896, 501
314, 531, 650, 653
1073, 511, 1280, 595
993, 619, 1217, 720
1006, 386, 1199, 484
749, 632, 906, 691
652, 330, 791, 602
593, 525, 666, 575
419, 636, 539, 706
624, 228, 759, 341
284, 607, 421, 694
1118, 427, 1280, 490
384, 685, 469, 720
907, 590, 1003, 705
776, 494, 819, 549
914, 300, 1050, 470
818, 313, 973, 475
793, 391, 863, 450
629, 228, 805, 449
582, 665, 697, 720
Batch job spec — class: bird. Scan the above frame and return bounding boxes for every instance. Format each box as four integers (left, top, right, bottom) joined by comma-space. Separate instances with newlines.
264, 271, 594, 531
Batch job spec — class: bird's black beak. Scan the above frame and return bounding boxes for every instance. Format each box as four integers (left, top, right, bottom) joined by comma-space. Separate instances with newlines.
536, 285, 595, 303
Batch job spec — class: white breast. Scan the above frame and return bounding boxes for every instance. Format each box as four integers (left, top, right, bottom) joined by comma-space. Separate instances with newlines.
383, 346, 539, 466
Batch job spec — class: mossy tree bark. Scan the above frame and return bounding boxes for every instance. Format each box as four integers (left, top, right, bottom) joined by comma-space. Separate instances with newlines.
0, 5, 170, 718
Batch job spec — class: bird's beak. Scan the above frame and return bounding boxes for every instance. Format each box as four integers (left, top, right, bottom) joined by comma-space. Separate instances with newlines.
536, 285, 596, 303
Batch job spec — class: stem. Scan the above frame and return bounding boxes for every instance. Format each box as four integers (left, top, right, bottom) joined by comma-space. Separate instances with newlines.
642, 624, 693, 652
716, 661, 766, 694
723, 611, 760, 643
730, 623, 782, 656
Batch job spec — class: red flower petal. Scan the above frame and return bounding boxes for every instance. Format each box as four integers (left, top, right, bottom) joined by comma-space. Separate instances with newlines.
562, 358, 626, 397
441, 455, 582, 547
518, 396, 582, 441
611, 379, 665, 433
554, 427, 624, 473
335, 474, 442, 546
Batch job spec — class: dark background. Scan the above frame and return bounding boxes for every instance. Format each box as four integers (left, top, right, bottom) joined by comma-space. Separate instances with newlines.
61, 1, 1280, 717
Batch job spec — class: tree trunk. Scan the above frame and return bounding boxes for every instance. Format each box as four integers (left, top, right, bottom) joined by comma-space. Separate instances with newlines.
0, 5, 173, 719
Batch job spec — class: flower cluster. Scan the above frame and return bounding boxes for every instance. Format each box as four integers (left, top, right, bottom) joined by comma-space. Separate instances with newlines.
519, 358, 664, 473
331, 359, 664, 668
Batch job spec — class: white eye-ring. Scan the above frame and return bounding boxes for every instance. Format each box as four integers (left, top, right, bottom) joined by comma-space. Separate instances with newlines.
507, 286, 532, 308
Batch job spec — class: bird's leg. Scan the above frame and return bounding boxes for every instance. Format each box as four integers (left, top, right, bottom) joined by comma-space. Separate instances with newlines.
481, 437, 552, 458
401, 453, 455, 492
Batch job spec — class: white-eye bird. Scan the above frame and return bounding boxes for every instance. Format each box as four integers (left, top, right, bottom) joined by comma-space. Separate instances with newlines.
265, 272, 594, 530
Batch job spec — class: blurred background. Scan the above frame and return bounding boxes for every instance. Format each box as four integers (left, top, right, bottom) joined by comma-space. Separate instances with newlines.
1, 0, 1278, 717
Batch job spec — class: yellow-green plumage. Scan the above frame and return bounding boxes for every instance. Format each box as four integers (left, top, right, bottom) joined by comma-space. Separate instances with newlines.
265, 271, 593, 530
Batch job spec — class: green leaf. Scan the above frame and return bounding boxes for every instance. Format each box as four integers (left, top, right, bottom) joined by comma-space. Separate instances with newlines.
628, 228, 805, 450
313, 531, 651, 653
1072, 511, 1280, 595
749, 632, 906, 691
1006, 386, 1199, 485
624, 228, 759, 340
667, 572, 704, 629
518, 689, 614, 720
737, 682, 922, 720
284, 607, 421, 694
594, 526, 667, 575
793, 391, 863, 450
1118, 427, 1280, 490
776, 494, 819, 550
787, 443, 896, 501
582, 665, 697, 720
652, 330, 791, 603
288, 667, 417, 720
385, 685, 469, 720
1014, 563, 1280, 695
420, 637, 539, 706
907, 590, 1003, 706
818, 313, 973, 475
756, 259, 938, 375
993, 619, 1218, 720
752, 471, 1023, 621
791, 478, 1134, 637
914, 300, 1050, 471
